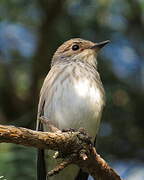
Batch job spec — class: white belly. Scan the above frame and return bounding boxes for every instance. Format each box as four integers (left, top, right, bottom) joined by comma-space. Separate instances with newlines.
44, 77, 104, 140
41, 63, 105, 180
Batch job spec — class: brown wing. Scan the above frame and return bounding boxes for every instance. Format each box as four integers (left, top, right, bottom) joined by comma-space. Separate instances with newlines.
36, 65, 65, 130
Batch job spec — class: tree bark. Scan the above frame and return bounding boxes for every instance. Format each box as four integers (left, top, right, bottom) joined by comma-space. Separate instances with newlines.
0, 124, 122, 180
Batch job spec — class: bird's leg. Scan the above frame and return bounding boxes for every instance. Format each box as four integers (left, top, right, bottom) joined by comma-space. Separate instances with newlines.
39, 116, 62, 160
39, 116, 61, 133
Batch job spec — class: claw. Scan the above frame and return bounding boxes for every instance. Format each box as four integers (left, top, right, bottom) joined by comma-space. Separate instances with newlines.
62, 128, 76, 132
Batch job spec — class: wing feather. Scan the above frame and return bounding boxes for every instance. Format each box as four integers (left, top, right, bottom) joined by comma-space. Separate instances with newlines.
36, 65, 66, 130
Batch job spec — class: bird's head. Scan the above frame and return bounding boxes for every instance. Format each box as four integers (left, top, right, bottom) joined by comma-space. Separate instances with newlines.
52, 38, 110, 66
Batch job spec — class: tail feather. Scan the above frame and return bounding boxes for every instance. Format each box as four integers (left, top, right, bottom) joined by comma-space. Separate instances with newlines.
37, 122, 47, 180
37, 149, 47, 180
75, 169, 89, 180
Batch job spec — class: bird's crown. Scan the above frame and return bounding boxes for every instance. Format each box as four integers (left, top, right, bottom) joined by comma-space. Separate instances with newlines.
51, 38, 109, 66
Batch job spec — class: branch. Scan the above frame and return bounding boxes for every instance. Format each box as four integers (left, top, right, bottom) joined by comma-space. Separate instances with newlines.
0, 124, 122, 180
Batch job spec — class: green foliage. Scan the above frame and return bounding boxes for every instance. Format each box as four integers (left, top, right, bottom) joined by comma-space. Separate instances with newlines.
0, 144, 36, 180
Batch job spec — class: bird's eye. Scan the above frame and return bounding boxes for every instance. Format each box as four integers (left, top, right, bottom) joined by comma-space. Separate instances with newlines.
72, 44, 80, 51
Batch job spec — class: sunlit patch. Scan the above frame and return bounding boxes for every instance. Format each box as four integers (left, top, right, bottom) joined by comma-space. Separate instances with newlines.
74, 79, 101, 102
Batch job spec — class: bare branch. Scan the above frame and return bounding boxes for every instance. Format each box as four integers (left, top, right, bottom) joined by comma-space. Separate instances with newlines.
0, 124, 122, 180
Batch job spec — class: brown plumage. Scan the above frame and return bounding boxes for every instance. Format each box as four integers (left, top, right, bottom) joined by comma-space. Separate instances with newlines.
36, 38, 109, 180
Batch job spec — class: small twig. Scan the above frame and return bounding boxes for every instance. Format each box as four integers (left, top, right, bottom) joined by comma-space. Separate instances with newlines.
47, 158, 72, 177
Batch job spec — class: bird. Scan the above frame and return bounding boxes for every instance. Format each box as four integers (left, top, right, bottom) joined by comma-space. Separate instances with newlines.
36, 38, 109, 180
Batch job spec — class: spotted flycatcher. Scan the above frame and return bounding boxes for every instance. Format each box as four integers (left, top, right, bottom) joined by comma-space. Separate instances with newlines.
36, 38, 109, 180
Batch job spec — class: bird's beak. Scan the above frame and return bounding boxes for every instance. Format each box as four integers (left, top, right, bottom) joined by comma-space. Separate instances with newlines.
90, 40, 110, 51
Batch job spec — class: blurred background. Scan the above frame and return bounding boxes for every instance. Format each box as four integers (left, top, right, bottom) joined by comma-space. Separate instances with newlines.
0, 0, 144, 179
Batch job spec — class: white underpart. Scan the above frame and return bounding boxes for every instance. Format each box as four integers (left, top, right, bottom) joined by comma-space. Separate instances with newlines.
44, 63, 104, 140
41, 53, 105, 180
74, 79, 101, 101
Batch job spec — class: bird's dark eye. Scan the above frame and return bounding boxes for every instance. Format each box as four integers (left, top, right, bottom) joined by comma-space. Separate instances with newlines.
72, 44, 80, 51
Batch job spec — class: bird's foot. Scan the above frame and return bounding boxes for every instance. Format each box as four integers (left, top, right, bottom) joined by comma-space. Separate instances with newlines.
78, 127, 92, 145
62, 128, 76, 132
78, 127, 88, 135
39, 116, 61, 133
